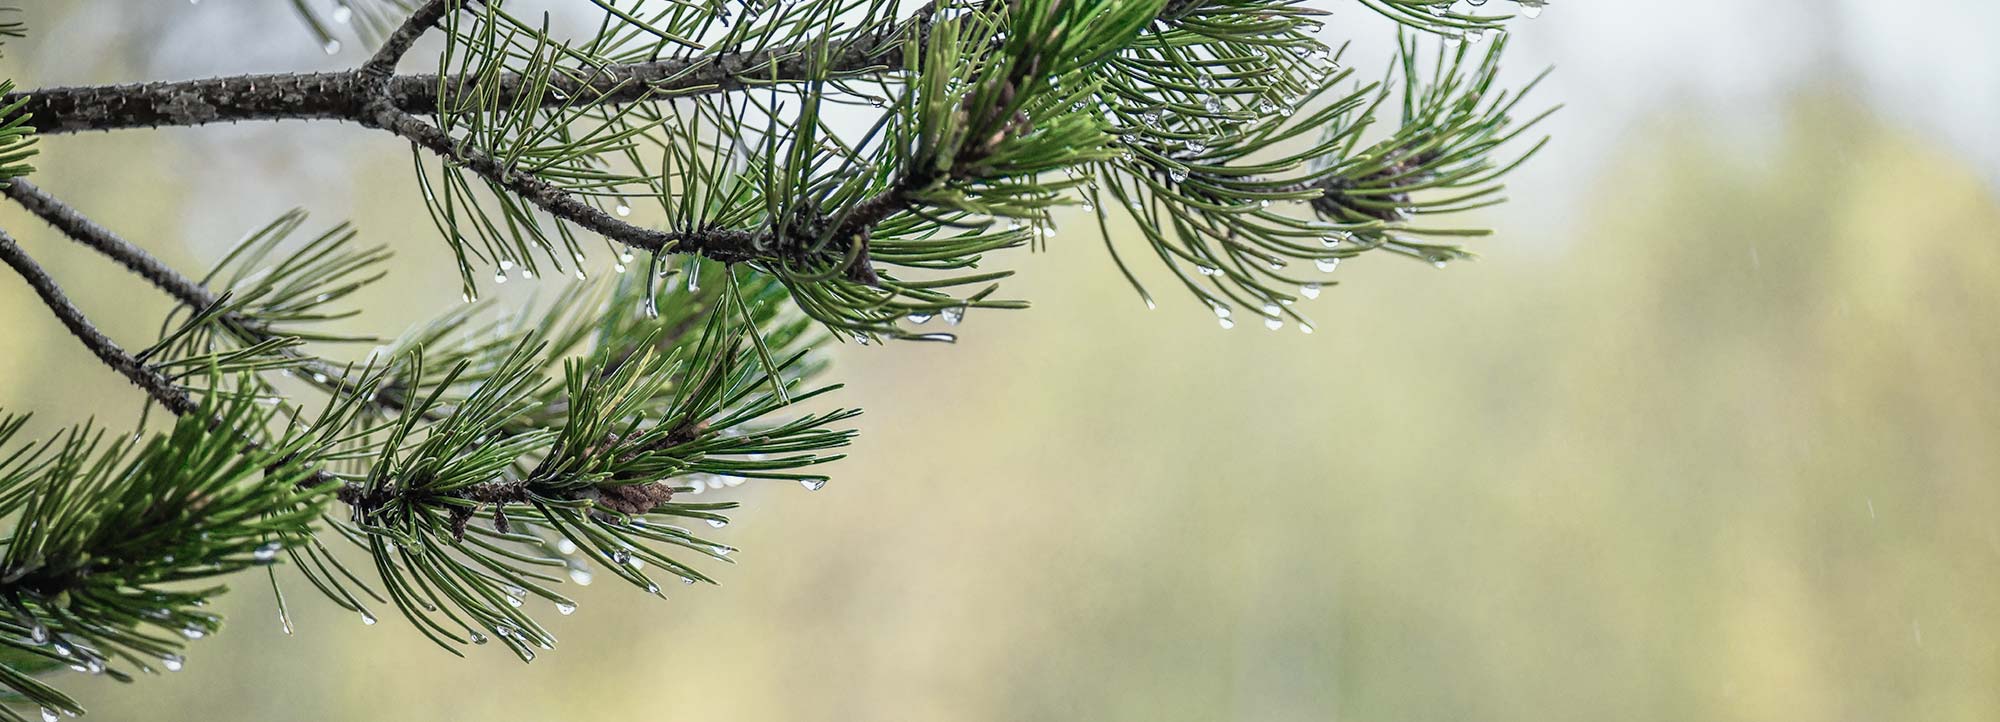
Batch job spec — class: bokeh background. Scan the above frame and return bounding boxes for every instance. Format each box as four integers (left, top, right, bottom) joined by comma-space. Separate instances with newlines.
4, 1, 2000, 720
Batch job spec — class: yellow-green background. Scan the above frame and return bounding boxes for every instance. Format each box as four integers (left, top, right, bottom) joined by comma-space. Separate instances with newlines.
3, 2, 1998, 720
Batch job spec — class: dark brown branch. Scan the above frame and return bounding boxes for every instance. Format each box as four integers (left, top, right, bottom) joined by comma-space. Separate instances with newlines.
0, 226, 196, 415
4, 23, 911, 135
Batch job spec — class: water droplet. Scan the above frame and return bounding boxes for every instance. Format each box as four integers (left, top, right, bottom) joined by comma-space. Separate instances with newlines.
161, 654, 184, 672
1217, 317, 1236, 330
253, 542, 281, 563
681, 576, 697, 585
907, 311, 934, 324
709, 545, 730, 557
1430, 256, 1450, 269
42, 707, 58, 722
470, 631, 489, 645
360, 613, 377, 626
462, 292, 476, 303
1168, 167, 1189, 183
611, 549, 632, 565
331, 5, 353, 23
1262, 303, 1281, 316
555, 538, 577, 554
615, 263, 628, 274
1196, 265, 1219, 276
1184, 138, 1207, 153
1204, 95, 1223, 114
568, 567, 594, 585
1259, 199, 1271, 209
520, 269, 535, 280
1300, 282, 1322, 299
52, 642, 70, 657
323, 39, 341, 55
615, 203, 632, 217
1315, 258, 1341, 272
1264, 316, 1283, 330
500, 259, 516, 271
941, 306, 966, 325
311, 372, 329, 384
574, 269, 587, 280
800, 479, 827, 491
181, 626, 205, 639
1519, 0, 1545, 19
1299, 323, 1315, 335
29, 625, 48, 645
707, 518, 729, 528
555, 602, 576, 616
1211, 304, 1233, 319
493, 271, 508, 284
645, 581, 660, 595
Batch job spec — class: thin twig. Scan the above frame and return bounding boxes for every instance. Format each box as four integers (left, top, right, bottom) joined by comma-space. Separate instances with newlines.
0, 226, 196, 415
360, 0, 461, 92
1, 179, 396, 407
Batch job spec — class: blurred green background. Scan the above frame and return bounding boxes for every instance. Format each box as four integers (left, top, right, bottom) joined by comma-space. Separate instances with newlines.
4, 2, 2000, 720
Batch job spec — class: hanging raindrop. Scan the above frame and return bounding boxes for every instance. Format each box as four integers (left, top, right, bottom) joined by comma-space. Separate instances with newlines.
800, 479, 827, 491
